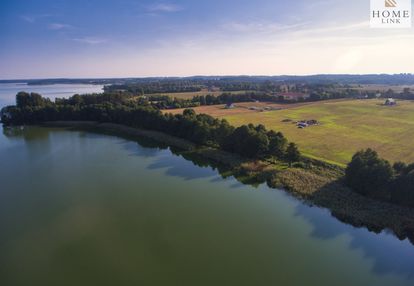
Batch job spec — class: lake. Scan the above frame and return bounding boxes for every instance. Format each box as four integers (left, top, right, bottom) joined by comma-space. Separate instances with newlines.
0, 126, 413, 286
0, 83, 104, 108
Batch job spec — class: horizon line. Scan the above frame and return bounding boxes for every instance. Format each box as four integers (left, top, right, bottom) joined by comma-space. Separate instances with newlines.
1, 73, 413, 81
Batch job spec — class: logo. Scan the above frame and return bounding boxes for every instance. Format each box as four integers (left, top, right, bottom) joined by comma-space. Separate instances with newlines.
385, 0, 397, 8
370, 0, 412, 28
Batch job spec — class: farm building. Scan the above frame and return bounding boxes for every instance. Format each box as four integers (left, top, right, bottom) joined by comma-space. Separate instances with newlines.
385, 98, 396, 106
296, 119, 319, 129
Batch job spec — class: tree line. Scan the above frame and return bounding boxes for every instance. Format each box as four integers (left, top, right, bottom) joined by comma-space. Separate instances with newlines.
104, 81, 202, 95
148, 87, 414, 110
101, 75, 414, 95
345, 149, 414, 208
1, 92, 301, 164
149, 90, 354, 110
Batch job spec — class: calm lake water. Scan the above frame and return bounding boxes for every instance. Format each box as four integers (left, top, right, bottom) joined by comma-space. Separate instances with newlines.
0, 126, 413, 286
0, 83, 104, 107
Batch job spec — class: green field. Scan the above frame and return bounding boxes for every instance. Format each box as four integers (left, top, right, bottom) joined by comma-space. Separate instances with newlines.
221, 99, 414, 166
155, 90, 253, 100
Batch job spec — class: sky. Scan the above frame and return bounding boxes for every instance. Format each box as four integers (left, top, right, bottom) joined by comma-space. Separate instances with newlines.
0, 0, 413, 79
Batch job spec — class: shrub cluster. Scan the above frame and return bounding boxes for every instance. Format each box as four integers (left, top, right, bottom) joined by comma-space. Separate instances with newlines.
345, 149, 414, 207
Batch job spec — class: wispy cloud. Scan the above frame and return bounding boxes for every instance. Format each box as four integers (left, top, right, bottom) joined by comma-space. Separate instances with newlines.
20, 14, 51, 23
48, 23, 73, 30
73, 37, 107, 45
222, 21, 309, 34
218, 19, 372, 45
21, 15, 36, 23
147, 3, 183, 13
304, 0, 335, 10
294, 21, 370, 36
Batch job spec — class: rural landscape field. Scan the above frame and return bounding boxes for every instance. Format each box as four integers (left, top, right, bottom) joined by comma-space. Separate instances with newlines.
170, 99, 414, 165
155, 90, 252, 100
2, 0, 414, 285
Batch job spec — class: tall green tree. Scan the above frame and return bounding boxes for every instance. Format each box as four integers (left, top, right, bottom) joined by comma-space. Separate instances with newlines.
268, 130, 287, 159
286, 143, 301, 166
345, 149, 394, 199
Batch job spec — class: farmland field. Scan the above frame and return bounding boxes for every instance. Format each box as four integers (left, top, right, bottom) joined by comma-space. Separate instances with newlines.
171, 99, 414, 165
152, 90, 254, 100
166, 101, 318, 116
345, 84, 414, 93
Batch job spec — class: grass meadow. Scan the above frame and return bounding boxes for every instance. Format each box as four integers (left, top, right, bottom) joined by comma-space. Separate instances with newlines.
222, 100, 414, 164
207, 99, 414, 165
155, 90, 253, 100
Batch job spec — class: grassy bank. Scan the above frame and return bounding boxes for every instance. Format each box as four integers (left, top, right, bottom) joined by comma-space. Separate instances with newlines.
42, 121, 414, 244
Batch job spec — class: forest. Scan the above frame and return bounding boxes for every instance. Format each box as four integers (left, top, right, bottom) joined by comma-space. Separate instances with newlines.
1, 92, 299, 163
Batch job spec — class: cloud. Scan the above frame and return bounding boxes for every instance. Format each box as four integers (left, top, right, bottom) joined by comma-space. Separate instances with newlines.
147, 3, 183, 12
48, 23, 73, 30
72, 37, 107, 45
20, 14, 51, 23
305, 0, 335, 9
294, 21, 370, 36
222, 21, 309, 34
21, 15, 36, 23
221, 20, 370, 39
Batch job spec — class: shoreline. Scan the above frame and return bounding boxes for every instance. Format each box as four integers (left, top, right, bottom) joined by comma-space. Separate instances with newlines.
42, 121, 414, 244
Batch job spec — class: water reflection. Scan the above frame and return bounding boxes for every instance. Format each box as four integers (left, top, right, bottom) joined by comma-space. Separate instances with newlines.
5, 125, 414, 249
3, 126, 51, 142
294, 202, 414, 279
81, 127, 414, 252
2, 126, 414, 286
3, 126, 54, 165
147, 155, 217, 181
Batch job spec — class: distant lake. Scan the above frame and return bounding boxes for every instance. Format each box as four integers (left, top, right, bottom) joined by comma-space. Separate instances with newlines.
1, 126, 414, 286
0, 83, 104, 108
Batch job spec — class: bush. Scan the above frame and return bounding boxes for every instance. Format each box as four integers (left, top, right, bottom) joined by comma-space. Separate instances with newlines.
292, 162, 306, 169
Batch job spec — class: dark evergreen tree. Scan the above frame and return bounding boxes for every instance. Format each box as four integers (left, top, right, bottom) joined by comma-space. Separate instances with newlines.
286, 143, 301, 166
345, 149, 394, 200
